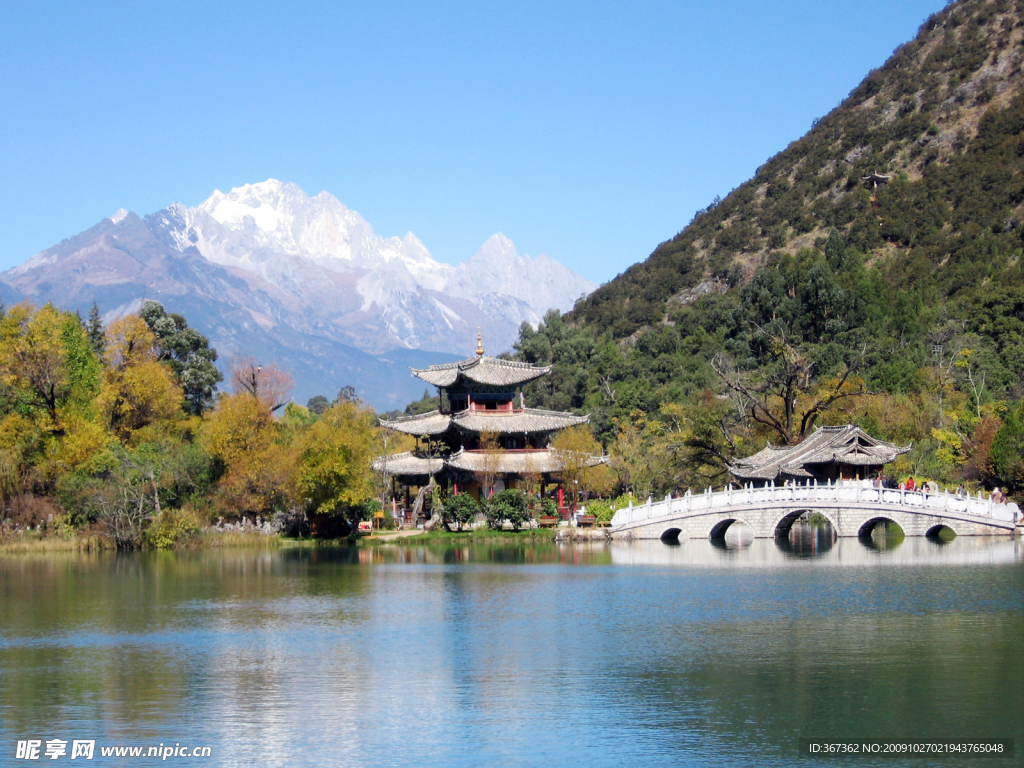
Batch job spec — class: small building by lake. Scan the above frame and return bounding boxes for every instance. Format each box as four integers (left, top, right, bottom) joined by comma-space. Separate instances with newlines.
729, 425, 911, 485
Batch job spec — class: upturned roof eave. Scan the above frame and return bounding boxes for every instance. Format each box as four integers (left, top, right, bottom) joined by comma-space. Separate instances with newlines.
450, 408, 590, 434
411, 354, 552, 388
378, 410, 452, 436
729, 425, 910, 480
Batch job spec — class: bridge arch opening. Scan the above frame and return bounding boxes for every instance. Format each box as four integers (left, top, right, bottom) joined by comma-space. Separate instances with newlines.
660, 528, 682, 545
858, 517, 905, 550
775, 512, 836, 557
773, 510, 838, 538
858, 517, 905, 537
926, 523, 957, 541
708, 519, 754, 548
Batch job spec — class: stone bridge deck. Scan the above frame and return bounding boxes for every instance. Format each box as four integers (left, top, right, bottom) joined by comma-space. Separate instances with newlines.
607, 482, 1020, 540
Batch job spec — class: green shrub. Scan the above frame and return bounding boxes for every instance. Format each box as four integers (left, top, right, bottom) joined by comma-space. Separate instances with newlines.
585, 499, 613, 523
533, 498, 558, 518
443, 493, 480, 530
145, 507, 201, 549
485, 489, 530, 531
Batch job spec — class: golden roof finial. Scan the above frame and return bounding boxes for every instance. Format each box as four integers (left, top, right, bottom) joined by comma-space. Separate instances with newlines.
476, 328, 484, 356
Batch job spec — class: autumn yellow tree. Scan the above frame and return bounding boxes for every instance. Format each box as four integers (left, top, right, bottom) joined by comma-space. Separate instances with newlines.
98, 316, 183, 442
609, 413, 678, 498
0, 303, 101, 428
202, 391, 295, 517
294, 400, 377, 517
0, 303, 108, 492
551, 425, 612, 508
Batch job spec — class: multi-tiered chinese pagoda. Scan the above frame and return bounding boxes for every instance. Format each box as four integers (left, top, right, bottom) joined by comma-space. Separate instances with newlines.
374, 335, 599, 510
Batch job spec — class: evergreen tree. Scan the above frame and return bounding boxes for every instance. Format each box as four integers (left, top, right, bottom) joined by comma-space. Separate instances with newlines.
991, 403, 1024, 493
139, 300, 222, 415
87, 302, 105, 356
307, 395, 330, 415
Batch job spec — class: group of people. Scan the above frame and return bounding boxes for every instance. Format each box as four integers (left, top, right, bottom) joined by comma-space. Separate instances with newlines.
885, 475, 1012, 504
894, 476, 939, 494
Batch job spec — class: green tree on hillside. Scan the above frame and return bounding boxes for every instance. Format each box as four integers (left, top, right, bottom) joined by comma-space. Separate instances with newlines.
140, 300, 222, 414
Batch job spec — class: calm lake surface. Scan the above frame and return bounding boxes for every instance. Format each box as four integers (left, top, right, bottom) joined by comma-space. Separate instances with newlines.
2, 533, 1023, 767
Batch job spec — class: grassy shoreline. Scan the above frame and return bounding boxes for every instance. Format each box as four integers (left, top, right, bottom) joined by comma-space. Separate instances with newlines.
0, 523, 612, 554
360, 527, 562, 545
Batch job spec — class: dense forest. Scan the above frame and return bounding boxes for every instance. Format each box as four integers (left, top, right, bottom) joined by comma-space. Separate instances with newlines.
511, 0, 1024, 498
0, 301, 380, 548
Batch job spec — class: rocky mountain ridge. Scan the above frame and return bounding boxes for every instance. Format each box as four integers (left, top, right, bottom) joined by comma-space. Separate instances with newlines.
1, 180, 595, 409
570, 0, 1024, 339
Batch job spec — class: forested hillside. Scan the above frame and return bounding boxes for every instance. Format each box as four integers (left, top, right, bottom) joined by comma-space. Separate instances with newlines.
513, 0, 1024, 496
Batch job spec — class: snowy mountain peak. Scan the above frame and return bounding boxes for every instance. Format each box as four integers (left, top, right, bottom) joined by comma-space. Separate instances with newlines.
3, 179, 595, 376
445, 233, 596, 316
179, 179, 454, 290
200, 179, 310, 229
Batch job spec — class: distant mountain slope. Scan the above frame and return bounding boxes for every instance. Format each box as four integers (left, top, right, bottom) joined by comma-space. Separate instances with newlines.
508, 0, 1024, 484
1, 180, 595, 409
572, 0, 1024, 338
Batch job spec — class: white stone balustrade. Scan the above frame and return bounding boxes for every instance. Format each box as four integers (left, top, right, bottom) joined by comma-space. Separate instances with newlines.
609, 479, 1020, 536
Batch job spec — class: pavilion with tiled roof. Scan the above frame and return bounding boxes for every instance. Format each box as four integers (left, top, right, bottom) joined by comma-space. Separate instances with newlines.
729, 425, 911, 484
374, 332, 604, 514
410, 355, 551, 389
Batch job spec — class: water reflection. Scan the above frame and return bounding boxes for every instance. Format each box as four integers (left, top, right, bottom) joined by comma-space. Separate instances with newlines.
609, 533, 1024, 568
1, 539, 1023, 768
775, 521, 835, 558
709, 521, 754, 551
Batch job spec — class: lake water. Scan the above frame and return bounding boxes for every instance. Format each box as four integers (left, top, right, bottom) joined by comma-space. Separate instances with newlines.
2, 533, 1023, 767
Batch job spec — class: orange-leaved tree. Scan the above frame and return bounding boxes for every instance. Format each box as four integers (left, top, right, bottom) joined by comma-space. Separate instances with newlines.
202, 390, 296, 518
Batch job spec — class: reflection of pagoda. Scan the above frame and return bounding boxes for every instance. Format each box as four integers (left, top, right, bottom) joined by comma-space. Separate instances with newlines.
373, 333, 601, 512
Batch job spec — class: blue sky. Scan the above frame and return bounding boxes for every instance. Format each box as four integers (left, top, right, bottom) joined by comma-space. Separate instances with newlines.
0, 0, 946, 284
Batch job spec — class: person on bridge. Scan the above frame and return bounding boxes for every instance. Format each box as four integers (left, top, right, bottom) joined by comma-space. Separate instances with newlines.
906, 476, 917, 492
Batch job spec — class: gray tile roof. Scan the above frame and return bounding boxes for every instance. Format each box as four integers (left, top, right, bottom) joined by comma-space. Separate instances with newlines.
729, 425, 911, 481
378, 410, 452, 436
371, 452, 445, 476
444, 448, 607, 474
451, 408, 589, 434
444, 448, 563, 474
411, 354, 551, 388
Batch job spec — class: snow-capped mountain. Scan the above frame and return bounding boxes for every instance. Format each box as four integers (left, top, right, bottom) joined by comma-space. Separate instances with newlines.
1, 180, 595, 408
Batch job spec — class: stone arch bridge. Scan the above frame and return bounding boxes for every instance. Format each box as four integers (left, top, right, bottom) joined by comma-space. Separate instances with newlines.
607, 482, 1019, 540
